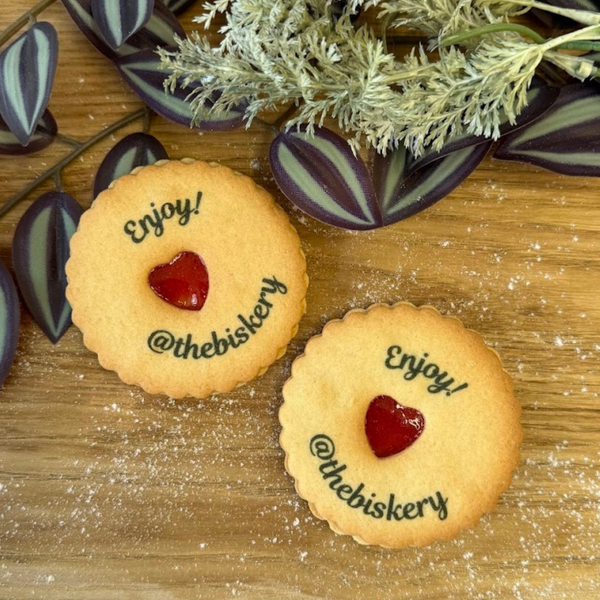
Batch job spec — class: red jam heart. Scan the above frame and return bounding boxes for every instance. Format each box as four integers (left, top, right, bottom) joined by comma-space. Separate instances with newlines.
148, 251, 209, 311
365, 395, 425, 458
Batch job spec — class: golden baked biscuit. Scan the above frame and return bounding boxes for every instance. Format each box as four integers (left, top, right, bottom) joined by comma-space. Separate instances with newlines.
280, 303, 521, 548
67, 159, 308, 398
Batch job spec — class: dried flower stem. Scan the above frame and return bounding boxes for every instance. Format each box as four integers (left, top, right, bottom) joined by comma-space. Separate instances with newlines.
162, 0, 600, 155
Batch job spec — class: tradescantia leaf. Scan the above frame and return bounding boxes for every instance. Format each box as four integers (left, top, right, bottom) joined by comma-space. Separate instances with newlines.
533, 0, 600, 27
116, 50, 246, 131
541, 0, 600, 10
13, 192, 84, 344
540, 0, 600, 23
60, 0, 113, 57
372, 142, 492, 226
406, 77, 560, 175
494, 83, 600, 176
60, 0, 183, 60
91, 0, 155, 51
270, 126, 382, 230
0, 23, 58, 146
270, 126, 490, 230
164, 0, 197, 14
0, 109, 57, 155
0, 260, 20, 389
94, 132, 168, 198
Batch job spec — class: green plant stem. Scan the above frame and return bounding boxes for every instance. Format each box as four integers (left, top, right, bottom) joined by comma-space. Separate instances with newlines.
53, 170, 63, 192
143, 110, 153, 134
55, 133, 84, 149
0, 108, 149, 219
0, 0, 58, 47
440, 23, 546, 47
557, 41, 600, 51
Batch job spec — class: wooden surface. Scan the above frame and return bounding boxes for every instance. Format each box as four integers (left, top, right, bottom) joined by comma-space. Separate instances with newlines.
1, 3, 600, 599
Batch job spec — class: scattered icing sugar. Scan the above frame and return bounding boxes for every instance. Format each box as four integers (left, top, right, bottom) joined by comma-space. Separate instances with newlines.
0, 174, 598, 599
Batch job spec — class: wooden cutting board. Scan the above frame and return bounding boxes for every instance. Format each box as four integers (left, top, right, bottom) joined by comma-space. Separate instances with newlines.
1, 3, 599, 599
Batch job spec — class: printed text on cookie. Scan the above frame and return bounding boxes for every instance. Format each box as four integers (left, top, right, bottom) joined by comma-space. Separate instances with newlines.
309, 434, 449, 521
147, 276, 288, 359
385, 345, 469, 396
124, 192, 202, 243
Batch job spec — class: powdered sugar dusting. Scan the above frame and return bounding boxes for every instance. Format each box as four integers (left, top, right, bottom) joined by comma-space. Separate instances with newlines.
1, 165, 599, 598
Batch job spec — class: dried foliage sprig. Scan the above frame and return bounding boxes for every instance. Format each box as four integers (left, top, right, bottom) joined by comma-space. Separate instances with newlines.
364, 0, 520, 38
160, 0, 600, 155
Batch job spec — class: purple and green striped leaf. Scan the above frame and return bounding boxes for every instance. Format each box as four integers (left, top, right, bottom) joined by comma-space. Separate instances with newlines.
270, 127, 382, 230
373, 142, 492, 225
407, 77, 559, 174
116, 50, 246, 131
0, 23, 58, 146
91, 0, 155, 50
494, 83, 600, 176
94, 132, 168, 198
13, 192, 84, 344
0, 109, 57, 155
0, 260, 20, 389
533, 0, 600, 27
164, 0, 197, 14
60, 0, 183, 60
541, 0, 600, 11
270, 126, 490, 230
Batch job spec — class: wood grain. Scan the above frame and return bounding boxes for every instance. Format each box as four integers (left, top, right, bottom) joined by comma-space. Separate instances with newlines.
1, 3, 599, 599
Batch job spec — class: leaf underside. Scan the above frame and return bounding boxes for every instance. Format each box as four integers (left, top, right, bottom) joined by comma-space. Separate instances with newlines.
494, 83, 600, 176
94, 132, 169, 197
0, 22, 58, 146
0, 261, 20, 388
13, 192, 84, 344
116, 50, 246, 131
0, 109, 57, 155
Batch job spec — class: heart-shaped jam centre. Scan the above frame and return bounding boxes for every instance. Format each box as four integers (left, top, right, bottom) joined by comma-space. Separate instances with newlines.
365, 395, 425, 458
148, 251, 209, 311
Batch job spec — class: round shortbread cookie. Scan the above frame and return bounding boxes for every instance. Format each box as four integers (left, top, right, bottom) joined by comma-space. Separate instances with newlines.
66, 159, 308, 398
280, 303, 521, 548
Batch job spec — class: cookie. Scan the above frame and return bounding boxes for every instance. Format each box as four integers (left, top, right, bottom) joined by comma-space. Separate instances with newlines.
66, 159, 308, 398
280, 303, 521, 548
